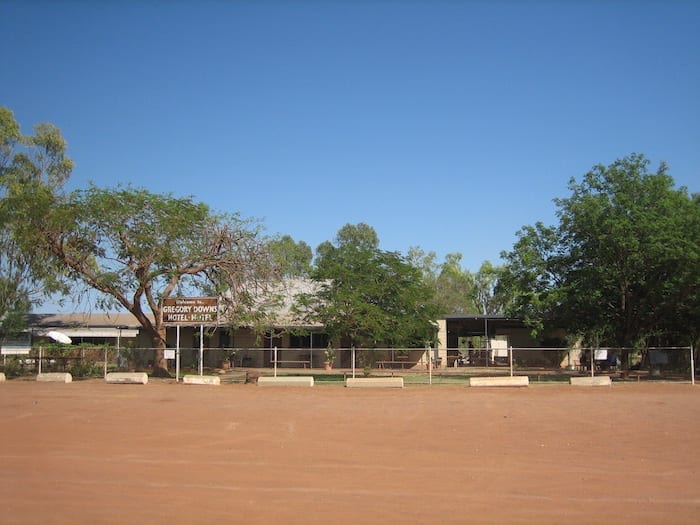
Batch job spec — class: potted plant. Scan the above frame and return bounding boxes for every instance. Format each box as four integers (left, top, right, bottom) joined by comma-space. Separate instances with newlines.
219, 349, 235, 369
323, 346, 335, 370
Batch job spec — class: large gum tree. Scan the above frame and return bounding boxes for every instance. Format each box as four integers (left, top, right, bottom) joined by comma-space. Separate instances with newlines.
0, 107, 72, 334
2, 109, 278, 376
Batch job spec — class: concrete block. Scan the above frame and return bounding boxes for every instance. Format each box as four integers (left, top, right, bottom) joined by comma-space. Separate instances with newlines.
105, 372, 149, 385
37, 372, 72, 383
0, 372, 6, 381
469, 376, 529, 387
570, 376, 612, 387
345, 377, 404, 388
257, 376, 314, 387
182, 374, 221, 385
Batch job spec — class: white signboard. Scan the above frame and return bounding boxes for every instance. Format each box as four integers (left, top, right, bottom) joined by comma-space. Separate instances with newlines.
162, 297, 219, 325
490, 339, 509, 358
594, 349, 608, 361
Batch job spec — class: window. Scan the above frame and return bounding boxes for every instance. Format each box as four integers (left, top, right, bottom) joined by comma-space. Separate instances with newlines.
289, 333, 329, 348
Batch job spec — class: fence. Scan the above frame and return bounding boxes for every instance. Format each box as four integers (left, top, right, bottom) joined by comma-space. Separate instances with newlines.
1, 344, 695, 384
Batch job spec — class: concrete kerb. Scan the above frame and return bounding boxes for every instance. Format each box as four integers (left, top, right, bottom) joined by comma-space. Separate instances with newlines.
257, 376, 315, 387
469, 376, 529, 387
182, 375, 221, 385
105, 372, 149, 385
345, 377, 404, 388
570, 376, 612, 387
37, 372, 73, 383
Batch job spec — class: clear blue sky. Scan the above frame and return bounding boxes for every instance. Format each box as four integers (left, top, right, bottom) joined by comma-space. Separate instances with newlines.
2, 1, 699, 275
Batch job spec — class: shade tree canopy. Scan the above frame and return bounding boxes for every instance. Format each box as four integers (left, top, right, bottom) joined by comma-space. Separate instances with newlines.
1, 108, 279, 375
296, 223, 439, 348
499, 153, 700, 354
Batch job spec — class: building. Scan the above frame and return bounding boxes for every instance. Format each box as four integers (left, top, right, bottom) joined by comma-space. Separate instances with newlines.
14, 308, 565, 371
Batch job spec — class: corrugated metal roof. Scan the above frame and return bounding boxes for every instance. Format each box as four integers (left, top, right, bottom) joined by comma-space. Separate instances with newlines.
28, 312, 146, 329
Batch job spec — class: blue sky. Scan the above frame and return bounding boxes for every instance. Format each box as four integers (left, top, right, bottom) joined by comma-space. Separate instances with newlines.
2, 0, 699, 277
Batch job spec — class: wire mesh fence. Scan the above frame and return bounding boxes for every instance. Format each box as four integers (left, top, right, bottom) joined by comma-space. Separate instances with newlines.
1, 344, 695, 384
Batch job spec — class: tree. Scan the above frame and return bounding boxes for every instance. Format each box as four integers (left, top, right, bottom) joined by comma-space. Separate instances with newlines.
433, 253, 475, 315
2, 109, 279, 376
30, 186, 277, 375
498, 221, 562, 335
408, 248, 506, 316
267, 235, 312, 277
297, 224, 439, 347
471, 261, 507, 315
0, 107, 71, 334
407, 247, 464, 314
500, 153, 700, 358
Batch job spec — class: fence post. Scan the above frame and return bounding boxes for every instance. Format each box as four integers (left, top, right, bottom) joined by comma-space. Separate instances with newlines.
175, 325, 180, 383
351, 346, 356, 379
509, 346, 513, 377
691, 344, 695, 385
198, 325, 204, 376
426, 344, 432, 386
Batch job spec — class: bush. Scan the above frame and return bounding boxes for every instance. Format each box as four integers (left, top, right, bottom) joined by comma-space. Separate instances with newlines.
70, 361, 101, 378
1, 358, 22, 378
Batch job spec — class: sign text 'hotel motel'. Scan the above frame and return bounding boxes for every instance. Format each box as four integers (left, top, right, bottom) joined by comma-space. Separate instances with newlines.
162, 297, 219, 325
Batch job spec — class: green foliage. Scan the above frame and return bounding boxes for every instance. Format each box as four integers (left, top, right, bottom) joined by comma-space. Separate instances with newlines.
436, 252, 476, 314
0, 107, 71, 328
500, 153, 700, 348
70, 360, 101, 378
408, 248, 472, 314
471, 261, 508, 315
408, 248, 508, 316
298, 223, 439, 347
0, 357, 22, 378
498, 221, 561, 335
1, 107, 280, 377
267, 235, 312, 277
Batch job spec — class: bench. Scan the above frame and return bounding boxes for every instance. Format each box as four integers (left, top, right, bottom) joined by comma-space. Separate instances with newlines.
618, 370, 644, 382
270, 360, 311, 368
376, 360, 414, 369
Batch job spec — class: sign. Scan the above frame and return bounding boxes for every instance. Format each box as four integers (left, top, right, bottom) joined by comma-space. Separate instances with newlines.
1, 335, 31, 355
490, 339, 509, 358
162, 297, 219, 325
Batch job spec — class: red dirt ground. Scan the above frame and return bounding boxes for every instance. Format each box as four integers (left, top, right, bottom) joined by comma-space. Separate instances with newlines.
1, 380, 699, 524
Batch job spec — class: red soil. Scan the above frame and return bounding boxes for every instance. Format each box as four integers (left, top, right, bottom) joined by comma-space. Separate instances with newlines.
1, 380, 698, 524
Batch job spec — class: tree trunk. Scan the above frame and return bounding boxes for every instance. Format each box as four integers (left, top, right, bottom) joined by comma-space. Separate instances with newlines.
151, 329, 171, 378
620, 347, 630, 371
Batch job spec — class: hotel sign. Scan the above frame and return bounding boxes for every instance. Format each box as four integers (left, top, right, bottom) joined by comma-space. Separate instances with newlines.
162, 297, 219, 325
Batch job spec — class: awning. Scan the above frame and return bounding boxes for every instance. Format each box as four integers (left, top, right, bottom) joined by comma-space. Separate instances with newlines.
35, 328, 139, 338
